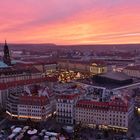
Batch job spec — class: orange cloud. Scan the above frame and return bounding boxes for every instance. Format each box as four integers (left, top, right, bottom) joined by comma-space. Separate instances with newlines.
0, 0, 140, 44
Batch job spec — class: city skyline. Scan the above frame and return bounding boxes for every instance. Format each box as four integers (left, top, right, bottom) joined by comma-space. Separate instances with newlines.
0, 0, 140, 45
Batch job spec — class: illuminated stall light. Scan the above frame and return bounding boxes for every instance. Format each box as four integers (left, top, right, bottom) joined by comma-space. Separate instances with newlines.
76, 72, 81, 78
138, 108, 140, 114
6, 111, 54, 120
108, 125, 128, 132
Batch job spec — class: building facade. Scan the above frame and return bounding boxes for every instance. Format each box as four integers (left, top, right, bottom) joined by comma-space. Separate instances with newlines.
75, 96, 134, 132
58, 60, 107, 75
90, 63, 107, 75
55, 82, 135, 132
0, 76, 57, 109
6, 85, 55, 121
123, 65, 140, 78
55, 83, 86, 124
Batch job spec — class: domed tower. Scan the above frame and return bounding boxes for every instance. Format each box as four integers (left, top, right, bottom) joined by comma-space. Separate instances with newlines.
3, 40, 11, 65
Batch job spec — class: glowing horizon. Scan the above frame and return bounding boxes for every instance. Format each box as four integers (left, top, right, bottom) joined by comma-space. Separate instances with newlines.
0, 0, 140, 45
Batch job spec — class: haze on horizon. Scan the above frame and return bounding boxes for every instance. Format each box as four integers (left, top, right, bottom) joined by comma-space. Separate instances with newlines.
0, 0, 140, 45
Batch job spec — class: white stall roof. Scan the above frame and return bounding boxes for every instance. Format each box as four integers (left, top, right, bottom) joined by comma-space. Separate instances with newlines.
13, 127, 22, 133
45, 132, 58, 137
27, 129, 37, 135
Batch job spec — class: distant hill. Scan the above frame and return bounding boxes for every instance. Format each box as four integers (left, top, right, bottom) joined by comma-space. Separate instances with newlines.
0, 43, 139, 52
59, 44, 140, 51
0, 43, 56, 51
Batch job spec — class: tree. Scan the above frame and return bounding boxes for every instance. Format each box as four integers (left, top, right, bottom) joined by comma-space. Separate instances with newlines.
73, 120, 82, 140
103, 130, 109, 138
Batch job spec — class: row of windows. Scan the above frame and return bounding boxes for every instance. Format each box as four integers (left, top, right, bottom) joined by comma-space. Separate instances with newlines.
76, 110, 127, 114
125, 70, 140, 75
57, 113, 72, 117
57, 118, 72, 124
76, 112, 107, 116
19, 113, 41, 116
57, 104, 73, 107
19, 109, 41, 113
109, 118, 126, 123
57, 99, 73, 103
109, 121, 126, 127
19, 105, 50, 109
0, 74, 42, 83
76, 115, 126, 122
19, 105, 41, 108
57, 109, 72, 112
76, 114, 126, 120
76, 118, 126, 127
77, 117, 106, 121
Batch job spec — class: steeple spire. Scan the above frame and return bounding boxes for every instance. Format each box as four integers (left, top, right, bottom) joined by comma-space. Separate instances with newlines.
5, 40, 7, 45
3, 40, 11, 66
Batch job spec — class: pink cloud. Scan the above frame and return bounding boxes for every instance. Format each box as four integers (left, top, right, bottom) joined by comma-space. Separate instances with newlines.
0, 0, 140, 44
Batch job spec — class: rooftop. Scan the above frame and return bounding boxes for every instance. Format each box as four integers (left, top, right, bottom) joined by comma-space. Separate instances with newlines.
76, 93, 130, 112
125, 65, 140, 71
98, 72, 132, 81
0, 61, 9, 68
23, 85, 53, 97
77, 73, 139, 90
17, 85, 54, 106
59, 59, 106, 66
0, 76, 57, 90
55, 83, 86, 100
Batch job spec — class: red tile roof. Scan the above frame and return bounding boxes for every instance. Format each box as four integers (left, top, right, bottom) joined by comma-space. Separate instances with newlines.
76, 99, 128, 112
19, 95, 50, 106
59, 59, 106, 66
125, 65, 140, 71
76, 100, 109, 108
0, 76, 57, 90
17, 61, 57, 66
57, 93, 81, 100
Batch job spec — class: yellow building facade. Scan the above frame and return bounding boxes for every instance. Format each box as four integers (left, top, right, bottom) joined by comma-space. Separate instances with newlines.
90, 63, 107, 75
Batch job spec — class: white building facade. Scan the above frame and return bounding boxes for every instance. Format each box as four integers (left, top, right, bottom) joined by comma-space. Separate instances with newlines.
75, 96, 134, 132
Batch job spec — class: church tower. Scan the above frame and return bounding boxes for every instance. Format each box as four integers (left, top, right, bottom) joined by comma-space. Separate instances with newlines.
3, 40, 11, 65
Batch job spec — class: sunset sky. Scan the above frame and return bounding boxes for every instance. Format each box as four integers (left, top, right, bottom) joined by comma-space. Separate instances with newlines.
0, 0, 140, 44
